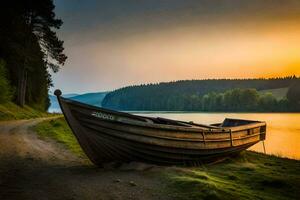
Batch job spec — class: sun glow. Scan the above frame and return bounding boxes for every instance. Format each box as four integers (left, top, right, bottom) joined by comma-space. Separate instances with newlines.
85, 21, 300, 83
54, 2, 300, 92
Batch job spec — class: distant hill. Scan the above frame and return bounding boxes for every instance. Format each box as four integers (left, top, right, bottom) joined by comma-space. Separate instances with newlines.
62, 93, 80, 98
102, 77, 299, 111
48, 92, 108, 113
48, 94, 79, 113
70, 92, 107, 106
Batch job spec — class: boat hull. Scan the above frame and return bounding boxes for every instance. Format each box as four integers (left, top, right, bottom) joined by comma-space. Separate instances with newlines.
55, 90, 266, 166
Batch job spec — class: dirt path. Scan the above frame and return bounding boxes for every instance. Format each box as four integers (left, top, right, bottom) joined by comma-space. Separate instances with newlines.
0, 118, 171, 200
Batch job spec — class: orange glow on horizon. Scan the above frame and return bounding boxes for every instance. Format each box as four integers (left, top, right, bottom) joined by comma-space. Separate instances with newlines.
89, 21, 300, 81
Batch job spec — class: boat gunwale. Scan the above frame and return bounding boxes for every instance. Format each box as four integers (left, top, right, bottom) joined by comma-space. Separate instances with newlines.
82, 119, 263, 143
62, 97, 266, 133
78, 113, 264, 143
81, 121, 262, 151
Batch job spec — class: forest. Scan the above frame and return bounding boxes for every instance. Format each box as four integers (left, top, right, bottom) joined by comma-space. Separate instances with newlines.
0, 0, 66, 110
102, 77, 300, 112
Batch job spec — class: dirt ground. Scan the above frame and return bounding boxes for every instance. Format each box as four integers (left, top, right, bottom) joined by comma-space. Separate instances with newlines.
0, 119, 172, 200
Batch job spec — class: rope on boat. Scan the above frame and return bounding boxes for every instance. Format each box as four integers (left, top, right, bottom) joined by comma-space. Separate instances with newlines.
229, 130, 233, 147
262, 141, 266, 154
202, 130, 206, 145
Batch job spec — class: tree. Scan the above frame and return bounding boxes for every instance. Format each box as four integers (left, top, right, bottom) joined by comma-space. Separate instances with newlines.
240, 89, 259, 111
0, 60, 13, 103
102, 79, 299, 112
287, 81, 300, 107
0, 0, 67, 107
258, 93, 277, 111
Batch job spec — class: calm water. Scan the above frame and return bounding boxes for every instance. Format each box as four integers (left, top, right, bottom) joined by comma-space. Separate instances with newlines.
133, 112, 300, 160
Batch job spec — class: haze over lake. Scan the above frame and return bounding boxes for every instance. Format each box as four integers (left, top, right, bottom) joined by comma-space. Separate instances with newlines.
133, 112, 300, 160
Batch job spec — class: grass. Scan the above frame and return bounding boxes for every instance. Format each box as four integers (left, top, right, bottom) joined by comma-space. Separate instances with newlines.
34, 117, 86, 158
164, 152, 300, 200
33, 118, 300, 200
259, 87, 289, 100
0, 102, 52, 120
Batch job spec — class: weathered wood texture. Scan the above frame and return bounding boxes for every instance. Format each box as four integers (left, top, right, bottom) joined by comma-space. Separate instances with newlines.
55, 90, 266, 166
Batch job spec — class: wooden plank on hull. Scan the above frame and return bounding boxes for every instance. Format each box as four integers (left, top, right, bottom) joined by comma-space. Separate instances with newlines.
54, 90, 266, 166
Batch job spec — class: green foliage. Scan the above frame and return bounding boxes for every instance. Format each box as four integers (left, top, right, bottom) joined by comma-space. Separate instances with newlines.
102, 77, 299, 112
259, 87, 289, 100
0, 60, 13, 103
103, 83, 300, 112
287, 81, 300, 107
222, 88, 259, 111
0, 102, 51, 120
199, 89, 279, 112
258, 93, 278, 111
164, 152, 300, 200
34, 118, 86, 158
0, 0, 66, 109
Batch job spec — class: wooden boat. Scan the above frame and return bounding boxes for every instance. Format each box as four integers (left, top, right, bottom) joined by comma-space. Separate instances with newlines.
55, 89, 266, 166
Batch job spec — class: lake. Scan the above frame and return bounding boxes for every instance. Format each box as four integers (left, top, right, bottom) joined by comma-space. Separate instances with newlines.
133, 112, 300, 160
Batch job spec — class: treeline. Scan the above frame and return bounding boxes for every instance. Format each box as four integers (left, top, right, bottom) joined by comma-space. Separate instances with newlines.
0, 0, 66, 110
102, 78, 300, 112
182, 88, 296, 112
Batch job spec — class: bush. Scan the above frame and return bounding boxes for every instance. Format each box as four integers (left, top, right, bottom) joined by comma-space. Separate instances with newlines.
258, 92, 277, 111
0, 59, 13, 103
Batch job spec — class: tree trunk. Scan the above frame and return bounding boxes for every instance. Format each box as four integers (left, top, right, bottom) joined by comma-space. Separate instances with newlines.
16, 66, 27, 107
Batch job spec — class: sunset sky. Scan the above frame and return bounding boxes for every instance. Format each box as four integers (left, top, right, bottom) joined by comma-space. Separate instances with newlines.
53, 0, 300, 93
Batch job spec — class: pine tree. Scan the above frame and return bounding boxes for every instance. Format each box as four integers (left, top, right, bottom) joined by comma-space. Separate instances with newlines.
0, 0, 67, 108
